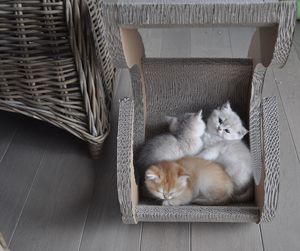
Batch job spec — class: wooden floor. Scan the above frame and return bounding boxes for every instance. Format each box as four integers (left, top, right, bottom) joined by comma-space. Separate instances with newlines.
1, 24, 300, 251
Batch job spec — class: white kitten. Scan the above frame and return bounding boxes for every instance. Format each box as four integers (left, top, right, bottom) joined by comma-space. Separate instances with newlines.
198, 102, 253, 201
137, 111, 206, 178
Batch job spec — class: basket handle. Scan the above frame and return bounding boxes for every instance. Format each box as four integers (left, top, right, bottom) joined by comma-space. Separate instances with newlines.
259, 96, 280, 223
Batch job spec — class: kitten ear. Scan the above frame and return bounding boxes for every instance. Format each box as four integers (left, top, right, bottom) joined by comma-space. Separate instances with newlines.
196, 110, 203, 119
239, 126, 248, 138
145, 166, 160, 181
165, 116, 178, 132
222, 101, 232, 111
178, 175, 190, 186
165, 116, 177, 124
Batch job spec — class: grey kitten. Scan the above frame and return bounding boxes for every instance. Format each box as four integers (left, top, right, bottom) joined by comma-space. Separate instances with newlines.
137, 111, 206, 180
198, 102, 253, 201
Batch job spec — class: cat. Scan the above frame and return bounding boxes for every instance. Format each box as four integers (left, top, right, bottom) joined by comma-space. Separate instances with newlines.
137, 111, 205, 182
145, 156, 234, 206
198, 101, 253, 201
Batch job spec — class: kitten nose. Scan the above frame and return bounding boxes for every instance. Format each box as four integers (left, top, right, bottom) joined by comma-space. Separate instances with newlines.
163, 194, 171, 200
217, 126, 222, 131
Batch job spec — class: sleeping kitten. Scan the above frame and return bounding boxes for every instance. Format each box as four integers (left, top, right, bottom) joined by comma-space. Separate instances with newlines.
198, 102, 253, 201
145, 156, 234, 206
137, 111, 205, 180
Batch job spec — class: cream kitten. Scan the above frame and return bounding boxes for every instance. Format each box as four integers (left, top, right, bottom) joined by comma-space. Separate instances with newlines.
137, 111, 205, 179
145, 156, 234, 206
198, 102, 253, 201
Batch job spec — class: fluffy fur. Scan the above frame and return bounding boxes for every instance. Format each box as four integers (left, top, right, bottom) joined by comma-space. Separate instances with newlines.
137, 111, 205, 179
145, 156, 234, 206
198, 102, 253, 200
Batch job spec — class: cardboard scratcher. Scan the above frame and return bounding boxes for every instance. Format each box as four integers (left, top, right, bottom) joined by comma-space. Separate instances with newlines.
102, 0, 296, 223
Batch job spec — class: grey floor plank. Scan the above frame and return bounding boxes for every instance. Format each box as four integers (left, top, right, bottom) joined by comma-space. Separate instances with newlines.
192, 223, 263, 251
0, 118, 50, 243
161, 28, 191, 57
191, 27, 232, 58
293, 21, 300, 58
229, 27, 256, 58
79, 165, 141, 251
259, 47, 300, 251
141, 223, 190, 251
0, 112, 19, 161
79, 170, 141, 251
9, 127, 96, 251
79, 69, 142, 251
272, 46, 300, 158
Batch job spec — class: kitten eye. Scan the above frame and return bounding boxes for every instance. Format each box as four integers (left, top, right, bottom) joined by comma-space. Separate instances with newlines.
225, 129, 230, 133
218, 118, 223, 124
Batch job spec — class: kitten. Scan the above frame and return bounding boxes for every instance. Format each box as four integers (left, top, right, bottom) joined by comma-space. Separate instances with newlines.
198, 102, 253, 201
145, 156, 234, 206
137, 111, 205, 180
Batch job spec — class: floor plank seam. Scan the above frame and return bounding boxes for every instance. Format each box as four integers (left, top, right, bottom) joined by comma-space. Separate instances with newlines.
77, 192, 94, 251
138, 222, 144, 251
7, 146, 47, 247
259, 225, 266, 251
272, 69, 300, 164
0, 128, 18, 164
78, 170, 98, 251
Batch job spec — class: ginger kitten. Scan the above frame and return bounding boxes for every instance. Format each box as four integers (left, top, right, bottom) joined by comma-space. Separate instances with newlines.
145, 156, 234, 206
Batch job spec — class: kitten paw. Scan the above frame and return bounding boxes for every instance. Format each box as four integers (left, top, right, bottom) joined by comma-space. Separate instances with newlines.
162, 200, 182, 206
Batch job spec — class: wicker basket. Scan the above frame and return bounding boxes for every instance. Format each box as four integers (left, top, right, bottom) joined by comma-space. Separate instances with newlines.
102, 0, 296, 223
0, 0, 115, 157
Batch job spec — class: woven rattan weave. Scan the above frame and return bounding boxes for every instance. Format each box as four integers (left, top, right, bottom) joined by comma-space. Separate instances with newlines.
0, 0, 115, 157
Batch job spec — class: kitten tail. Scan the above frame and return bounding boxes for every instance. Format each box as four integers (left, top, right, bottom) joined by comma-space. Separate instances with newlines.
233, 185, 254, 202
